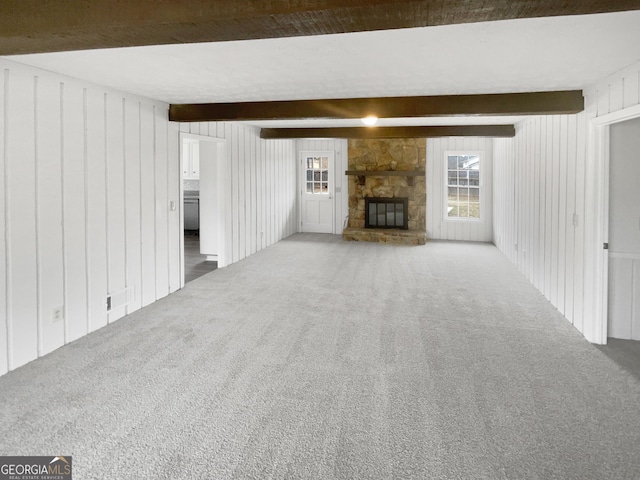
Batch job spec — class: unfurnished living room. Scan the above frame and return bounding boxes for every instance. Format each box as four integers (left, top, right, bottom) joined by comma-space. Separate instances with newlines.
1, 2, 640, 479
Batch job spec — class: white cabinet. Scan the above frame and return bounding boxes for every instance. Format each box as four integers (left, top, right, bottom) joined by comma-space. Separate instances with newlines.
182, 139, 200, 179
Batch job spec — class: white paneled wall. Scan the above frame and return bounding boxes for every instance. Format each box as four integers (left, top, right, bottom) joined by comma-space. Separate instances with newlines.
179, 122, 297, 264
427, 137, 493, 242
0, 59, 181, 375
296, 139, 349, 234
589, 61, 640, 118
493, 59, 640, 342
493, 115, 586, 328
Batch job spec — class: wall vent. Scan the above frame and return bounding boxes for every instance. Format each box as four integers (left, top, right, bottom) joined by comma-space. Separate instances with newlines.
106, 287, 134, 312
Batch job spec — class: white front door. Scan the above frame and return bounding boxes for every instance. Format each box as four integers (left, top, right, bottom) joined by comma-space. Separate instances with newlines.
300, 151, 334, 233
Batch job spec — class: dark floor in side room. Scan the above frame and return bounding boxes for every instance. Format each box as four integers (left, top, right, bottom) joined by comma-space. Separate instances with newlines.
184, 232, 217, 283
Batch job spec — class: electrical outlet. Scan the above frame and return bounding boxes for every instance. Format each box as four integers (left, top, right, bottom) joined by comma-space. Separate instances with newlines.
106, 296, 112, 311
52, 306, 64, 324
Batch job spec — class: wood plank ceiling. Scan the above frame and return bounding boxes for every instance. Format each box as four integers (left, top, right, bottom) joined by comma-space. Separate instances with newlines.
1, 0, 632, 138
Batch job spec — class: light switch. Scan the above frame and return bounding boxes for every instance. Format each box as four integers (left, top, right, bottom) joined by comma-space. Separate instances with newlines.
169, 200, 176, 211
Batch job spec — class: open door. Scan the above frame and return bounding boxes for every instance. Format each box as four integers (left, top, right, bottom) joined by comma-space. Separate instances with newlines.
607, 116, 640, 340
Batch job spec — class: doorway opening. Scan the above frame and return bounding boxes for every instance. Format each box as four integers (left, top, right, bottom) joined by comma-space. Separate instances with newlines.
180, 133, 229, 285
590, 102, 640, 344
607, 116, 640, 341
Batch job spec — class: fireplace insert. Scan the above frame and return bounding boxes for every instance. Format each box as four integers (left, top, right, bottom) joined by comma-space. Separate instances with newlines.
365, 197, 408, 229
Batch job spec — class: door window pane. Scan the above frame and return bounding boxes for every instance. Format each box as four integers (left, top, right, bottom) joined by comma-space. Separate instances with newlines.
304, 155, 330, 195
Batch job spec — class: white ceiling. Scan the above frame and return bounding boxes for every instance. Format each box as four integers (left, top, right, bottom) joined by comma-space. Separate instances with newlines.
5, 11, 640, 128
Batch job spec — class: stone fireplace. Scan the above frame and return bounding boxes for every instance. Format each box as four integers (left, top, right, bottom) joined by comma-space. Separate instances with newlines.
343, 138, 427, 245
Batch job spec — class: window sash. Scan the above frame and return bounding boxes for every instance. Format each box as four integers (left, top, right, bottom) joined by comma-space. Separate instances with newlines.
445, 151, 482, 221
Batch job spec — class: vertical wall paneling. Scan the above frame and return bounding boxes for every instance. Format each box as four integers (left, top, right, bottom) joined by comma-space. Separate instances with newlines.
572, 108, 588, 332
269, 136, 274, 244
426, 137, 493, 242
6, 66, 38, 368
167, 121, 180, 293
543, 118, 553, 300
244, 129, 252, 257
0, 69, 7, 375
526, 119, 534, 279
243, 128, 250, 254
250, 133, 257, 255
0, 58, 181, 376
564, 114, 578, 322
623, 73, 639, 109
238, 128, 245, 256
154, 106, 170, 300
492, 59, 640, 342
139, 103, 156, 307
269, 140, 275, 244
0, 62, 305, 377
106, 93, 126, 322
282, 141, 287, 237
85, 87, 108, 332
256, 128, 263, 246
256, 133, 263, 250
224, 123, 233, 266
557, 116, 569, 315
494, 115, 584, 334
537, 119, 545, 293
36, 75, 65, 355
124, 98, 142, 313
550, 117, 560, 307
231, 124, 239, 263
610, 82, 624, 114
274, 140, 279, 241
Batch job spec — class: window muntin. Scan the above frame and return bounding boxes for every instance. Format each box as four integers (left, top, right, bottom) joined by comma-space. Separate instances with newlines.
446, 152, 481, 220
305, 156, 329, 194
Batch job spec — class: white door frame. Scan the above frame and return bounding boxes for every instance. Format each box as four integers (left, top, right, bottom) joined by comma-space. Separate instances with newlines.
591, 103, 640, 344
179, 132, 231, 288
299, 150, 335, 234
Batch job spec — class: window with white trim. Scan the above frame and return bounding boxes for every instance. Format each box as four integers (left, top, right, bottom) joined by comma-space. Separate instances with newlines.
445, 151, 481, 220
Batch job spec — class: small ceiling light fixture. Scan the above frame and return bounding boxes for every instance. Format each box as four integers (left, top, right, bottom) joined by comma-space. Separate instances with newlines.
361, 115, 378, 126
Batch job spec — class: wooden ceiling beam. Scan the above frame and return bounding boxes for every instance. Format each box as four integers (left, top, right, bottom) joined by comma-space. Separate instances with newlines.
260, 125, 516, 139
169, 91, 583, 122
1, 1, 640, 55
